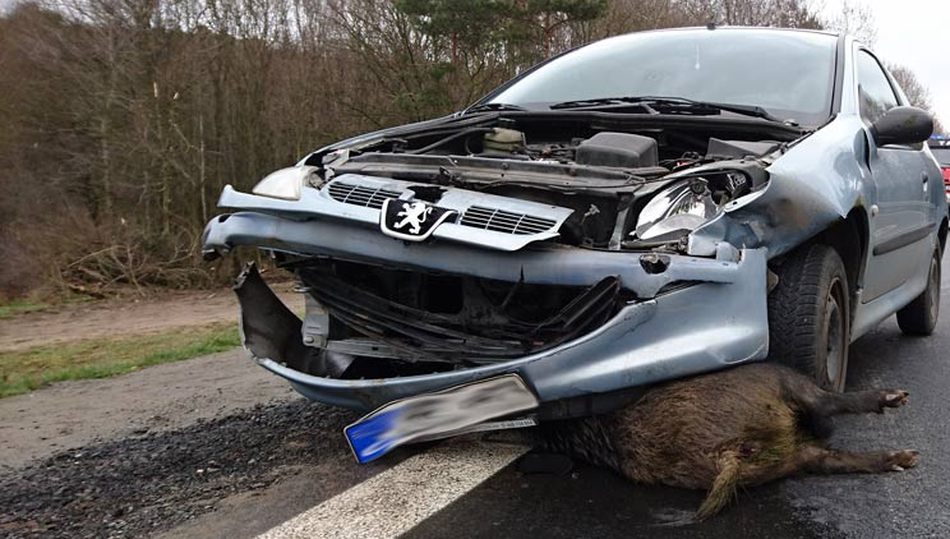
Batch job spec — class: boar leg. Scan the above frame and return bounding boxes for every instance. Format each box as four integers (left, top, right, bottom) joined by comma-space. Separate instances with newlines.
697, 444, 918, 521
794, 446, 920, 474
810, 389, 909, 416
780, 374, 909, 416
739, 445, 919, 487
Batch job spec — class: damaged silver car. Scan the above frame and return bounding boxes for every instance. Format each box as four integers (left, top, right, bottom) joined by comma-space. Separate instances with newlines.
202, 27, 947, 462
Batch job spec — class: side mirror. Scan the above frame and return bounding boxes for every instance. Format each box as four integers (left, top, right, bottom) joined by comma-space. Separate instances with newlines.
870, 106, 934, 146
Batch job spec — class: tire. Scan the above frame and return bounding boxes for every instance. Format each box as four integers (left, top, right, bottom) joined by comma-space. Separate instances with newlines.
896, 248, 941, 336
768, 244, 850, 392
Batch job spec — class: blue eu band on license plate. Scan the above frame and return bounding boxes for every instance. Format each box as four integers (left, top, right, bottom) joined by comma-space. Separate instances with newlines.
343, 374, 538, 464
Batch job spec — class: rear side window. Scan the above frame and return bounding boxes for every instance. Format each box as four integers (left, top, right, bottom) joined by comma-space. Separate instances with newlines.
856, 50, 899, 124
931, 147, 950, 166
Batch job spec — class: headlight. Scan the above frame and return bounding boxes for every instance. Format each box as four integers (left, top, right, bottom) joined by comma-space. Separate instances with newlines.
251, 166, 318, 200
634, 171, 750, 242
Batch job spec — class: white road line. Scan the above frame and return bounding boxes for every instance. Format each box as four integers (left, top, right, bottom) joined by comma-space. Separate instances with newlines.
258, 440, 530, 539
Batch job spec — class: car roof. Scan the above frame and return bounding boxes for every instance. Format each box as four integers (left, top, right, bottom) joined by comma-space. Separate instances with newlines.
576, 26, 844, 58
627, 25, 841, 40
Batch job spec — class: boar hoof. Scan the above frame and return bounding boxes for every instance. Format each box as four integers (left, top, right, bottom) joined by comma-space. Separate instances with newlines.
886, 449, 919, 471
880, 390, 909, 411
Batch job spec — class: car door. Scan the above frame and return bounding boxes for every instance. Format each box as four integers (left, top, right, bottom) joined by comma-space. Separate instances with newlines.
856, 49, 935, 302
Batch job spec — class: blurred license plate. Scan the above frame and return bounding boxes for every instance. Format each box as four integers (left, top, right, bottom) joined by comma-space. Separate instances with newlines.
344, 374, 538, 464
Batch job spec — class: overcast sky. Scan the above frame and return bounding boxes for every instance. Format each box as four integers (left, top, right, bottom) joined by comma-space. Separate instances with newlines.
818, 0, 950, 128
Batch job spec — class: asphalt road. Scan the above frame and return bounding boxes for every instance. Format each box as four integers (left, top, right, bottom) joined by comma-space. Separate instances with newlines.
405, 277, 950, 539
170, 250, 950, 539
3, 251, 948, 538
406, 300, 950, 539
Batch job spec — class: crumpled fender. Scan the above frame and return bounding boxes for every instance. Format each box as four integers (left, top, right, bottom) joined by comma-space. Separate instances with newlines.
688, 117, 869, 258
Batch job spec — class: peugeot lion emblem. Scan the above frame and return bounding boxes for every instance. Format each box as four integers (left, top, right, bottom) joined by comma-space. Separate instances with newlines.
380, 198, 456, 241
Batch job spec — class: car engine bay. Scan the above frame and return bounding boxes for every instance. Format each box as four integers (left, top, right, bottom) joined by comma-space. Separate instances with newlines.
305, 114, 797, 252
235, 114, 804, 379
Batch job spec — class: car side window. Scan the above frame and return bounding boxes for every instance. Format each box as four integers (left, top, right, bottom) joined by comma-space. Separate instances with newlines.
856, 50, 899, 125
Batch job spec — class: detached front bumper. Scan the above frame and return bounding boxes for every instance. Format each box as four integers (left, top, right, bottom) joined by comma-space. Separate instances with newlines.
215, 205, 770, 411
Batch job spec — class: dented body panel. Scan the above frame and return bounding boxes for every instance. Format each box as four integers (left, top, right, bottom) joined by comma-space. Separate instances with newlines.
233, 252, 768, 411
204, 209, 746, 299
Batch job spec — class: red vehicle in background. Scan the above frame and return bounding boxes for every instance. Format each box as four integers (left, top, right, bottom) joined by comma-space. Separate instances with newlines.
929, 137, 950, 206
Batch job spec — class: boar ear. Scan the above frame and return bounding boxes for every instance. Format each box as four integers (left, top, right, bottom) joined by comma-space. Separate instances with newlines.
695, 451, 741, 521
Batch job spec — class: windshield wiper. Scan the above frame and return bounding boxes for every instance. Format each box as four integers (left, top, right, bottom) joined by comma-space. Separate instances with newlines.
549, 96, 791, 124
463, 102, 529, 114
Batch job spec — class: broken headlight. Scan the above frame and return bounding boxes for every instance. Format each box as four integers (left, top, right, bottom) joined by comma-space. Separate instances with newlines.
633, 171, 750, 242
251, 166, 318, 200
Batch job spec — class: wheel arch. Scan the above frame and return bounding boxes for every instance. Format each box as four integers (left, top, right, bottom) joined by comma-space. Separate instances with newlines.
814, 207, 869, 319
939, 217, 948, 254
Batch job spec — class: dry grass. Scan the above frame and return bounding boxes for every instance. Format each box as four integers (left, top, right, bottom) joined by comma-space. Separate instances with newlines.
0, 299, 51, 319
0, 323, 240, 398
0, 293, 93, 319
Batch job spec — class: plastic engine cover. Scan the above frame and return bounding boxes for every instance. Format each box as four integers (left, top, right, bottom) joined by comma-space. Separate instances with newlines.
575, 132, 658, 168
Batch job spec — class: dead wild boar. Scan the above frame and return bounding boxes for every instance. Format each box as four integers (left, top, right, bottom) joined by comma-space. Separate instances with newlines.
539, 363, 918, 520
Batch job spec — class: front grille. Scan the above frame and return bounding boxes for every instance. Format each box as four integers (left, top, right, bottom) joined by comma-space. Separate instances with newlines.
459, 206, 557, 235
326, 181, 403, 209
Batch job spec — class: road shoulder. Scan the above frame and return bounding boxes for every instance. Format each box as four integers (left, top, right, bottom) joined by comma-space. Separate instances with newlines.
0, 350, 295, 470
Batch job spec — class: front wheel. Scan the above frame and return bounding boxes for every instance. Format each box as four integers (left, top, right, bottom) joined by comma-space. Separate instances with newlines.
896, 248, 941, 336
768, 244, 850, 392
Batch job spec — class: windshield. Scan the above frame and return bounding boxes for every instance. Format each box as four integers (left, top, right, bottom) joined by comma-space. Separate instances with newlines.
931, 147, 950, 166
487, 29, 837, 126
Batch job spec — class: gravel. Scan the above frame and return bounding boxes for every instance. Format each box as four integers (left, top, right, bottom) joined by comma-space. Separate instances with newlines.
0, 400, 359, 538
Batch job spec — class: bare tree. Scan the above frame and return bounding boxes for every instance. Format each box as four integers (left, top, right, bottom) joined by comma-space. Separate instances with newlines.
888, 64, 945, 135
816, 0, 876, 45
0, 0, 840, 299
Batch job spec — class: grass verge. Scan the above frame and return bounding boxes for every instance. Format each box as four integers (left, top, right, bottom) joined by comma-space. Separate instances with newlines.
0, 299, 51, 319
0, 294, 93, 319
0, 323, 240, 398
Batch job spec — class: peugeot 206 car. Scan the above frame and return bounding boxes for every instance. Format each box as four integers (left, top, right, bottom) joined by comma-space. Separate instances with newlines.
202, 27, 947, 463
